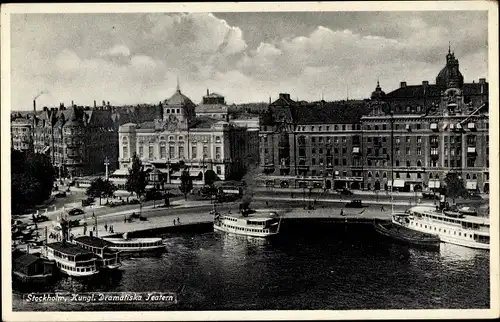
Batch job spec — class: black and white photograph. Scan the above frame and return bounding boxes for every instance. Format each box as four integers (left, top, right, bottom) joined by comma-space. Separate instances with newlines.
1, 1, 498, 321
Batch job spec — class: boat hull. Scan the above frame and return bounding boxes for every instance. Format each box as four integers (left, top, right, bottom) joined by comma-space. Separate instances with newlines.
374, 221, 440, 249
12, 271, 54, 284
214, 223, 279, 238
392, 215, 490, 250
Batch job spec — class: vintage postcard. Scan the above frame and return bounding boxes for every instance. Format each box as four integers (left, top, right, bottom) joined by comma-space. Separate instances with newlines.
1, 1, 498, 321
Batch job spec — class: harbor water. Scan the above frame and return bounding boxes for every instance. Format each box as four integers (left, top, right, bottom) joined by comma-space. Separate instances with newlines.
13, 221, 490, 311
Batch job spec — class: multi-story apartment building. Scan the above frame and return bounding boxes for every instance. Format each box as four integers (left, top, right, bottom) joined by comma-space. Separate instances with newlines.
32, 103, 120, 177
259, 49, 489, 194
115, 86, 258, 189
259, 93, 369, 190
11, 114, 33, 151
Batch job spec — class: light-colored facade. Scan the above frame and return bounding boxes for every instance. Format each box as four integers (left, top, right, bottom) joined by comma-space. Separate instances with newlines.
116, 87, 257, 188
11, 116, 33, 151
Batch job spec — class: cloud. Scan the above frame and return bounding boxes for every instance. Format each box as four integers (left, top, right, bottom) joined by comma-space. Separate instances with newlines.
10, 12, 488, 109
99, 44, 131, 57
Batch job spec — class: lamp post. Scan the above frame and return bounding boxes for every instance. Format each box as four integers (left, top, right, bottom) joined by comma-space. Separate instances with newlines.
104, 156, 110, 180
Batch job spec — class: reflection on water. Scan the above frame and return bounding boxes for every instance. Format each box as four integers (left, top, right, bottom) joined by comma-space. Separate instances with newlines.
13, 223, 490, 311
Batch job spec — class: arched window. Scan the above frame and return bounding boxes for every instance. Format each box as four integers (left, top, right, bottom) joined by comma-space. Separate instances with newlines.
417, 160, 422, 167
368, 172, 373, 178
178, 136, 184, 141
466, 173, 471, 179
159, 141, 166, 159
472, 174, 477, 180
122, 137, 128, 159
429, 173, 433, 179
383, 172, 387, 178
375, 172, 380, 178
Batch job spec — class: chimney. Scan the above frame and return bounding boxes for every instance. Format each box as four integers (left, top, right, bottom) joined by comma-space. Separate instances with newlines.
279, 93, 291, 100
400, 81, 407, 88
94, 100, 97, 108
269, 96, 271, 104
102, 100, 106, 107
207, 89, 209, 96
33, 99, 36, 115
71, 100, 74, 107
422, 81, 429, 86
479, 78, 486, 84
43, 106, 48, 112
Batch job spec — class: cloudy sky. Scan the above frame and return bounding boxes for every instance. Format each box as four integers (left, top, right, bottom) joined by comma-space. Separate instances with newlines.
10, 10, 488, 110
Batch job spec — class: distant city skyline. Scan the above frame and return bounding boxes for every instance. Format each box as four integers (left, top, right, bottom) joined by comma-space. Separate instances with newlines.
10, 10, 488, 110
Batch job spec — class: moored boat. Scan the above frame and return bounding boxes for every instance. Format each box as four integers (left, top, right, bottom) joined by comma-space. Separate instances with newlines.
72, 236, 121, 269
213, 210, 282, 238
374, 219, 440, 249
392, 205, 490, 250
41, 241, 100, 277
102, 233, 166, 254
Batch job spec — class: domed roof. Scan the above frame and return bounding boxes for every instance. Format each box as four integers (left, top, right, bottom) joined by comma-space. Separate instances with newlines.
370, 81, 386, 100
436, 49, 464, 88
164, 89, 194, 106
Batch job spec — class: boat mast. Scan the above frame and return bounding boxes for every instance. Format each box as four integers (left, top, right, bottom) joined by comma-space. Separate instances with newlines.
390, 111, 394, 214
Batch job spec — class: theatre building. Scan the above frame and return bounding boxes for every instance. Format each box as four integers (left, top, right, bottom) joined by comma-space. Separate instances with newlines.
115, 85, 256, 189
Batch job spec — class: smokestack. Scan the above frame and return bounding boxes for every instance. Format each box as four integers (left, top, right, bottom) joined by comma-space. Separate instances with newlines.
400, 81, 407, 88
207, 89, 209, 96
71, 100, 74, 107
94, 100, 97, 108
33, 100, 36, 115
269, 96, 271, 104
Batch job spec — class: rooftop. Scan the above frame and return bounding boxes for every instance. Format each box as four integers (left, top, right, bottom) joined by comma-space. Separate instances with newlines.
47, 242, 93, 256
74, 236, 114, 249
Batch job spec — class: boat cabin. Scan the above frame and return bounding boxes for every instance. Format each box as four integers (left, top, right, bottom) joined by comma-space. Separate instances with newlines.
73, 236, 118, 257
44, 242, 97, 272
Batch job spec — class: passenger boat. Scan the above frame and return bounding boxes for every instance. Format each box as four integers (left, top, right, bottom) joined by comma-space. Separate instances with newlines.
41, 241, 99, 277
374, 218, 440, 249
392, 205, 490, 250
458, 206, 477, 216
72, 236, 121, 269
213, 210, 282, 238
102, 233, 166, 254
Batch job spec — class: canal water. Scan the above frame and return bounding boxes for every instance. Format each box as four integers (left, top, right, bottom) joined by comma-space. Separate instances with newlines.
13, 221, 490, 311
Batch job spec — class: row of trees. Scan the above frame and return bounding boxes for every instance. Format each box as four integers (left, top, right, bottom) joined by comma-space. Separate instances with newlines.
11, 149, 56, 215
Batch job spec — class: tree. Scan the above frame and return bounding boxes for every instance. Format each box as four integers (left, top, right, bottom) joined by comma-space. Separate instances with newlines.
179, 168, 193, 200
442, 173, 468, 203
11, 149, 56, 214
204, 169, 218, 186
86, 178, 107, 205
126, 154, 147, 200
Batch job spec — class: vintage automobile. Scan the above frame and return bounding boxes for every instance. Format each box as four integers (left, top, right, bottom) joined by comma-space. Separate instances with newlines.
345, 200, 363, 208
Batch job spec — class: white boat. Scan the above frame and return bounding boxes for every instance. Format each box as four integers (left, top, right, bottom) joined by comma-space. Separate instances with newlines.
392, 205, 489, 250
41, 241, 99, 277
213, 211, 282, 238
72, 236, 121, 269
102, 233, 166, 253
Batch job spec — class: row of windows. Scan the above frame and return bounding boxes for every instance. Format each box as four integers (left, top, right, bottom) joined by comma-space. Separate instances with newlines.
123, 136, 221, 143
221, 223, 267, 233
56, 261, 95, 272
294, 124, 361, 132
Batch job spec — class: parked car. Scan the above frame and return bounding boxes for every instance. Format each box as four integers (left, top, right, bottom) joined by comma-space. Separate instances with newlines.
128, 199, 141, 205
422, 192, 439, 200
33, 215, 49, 223
345, 200, 363, 208
68, 208, 85, 216
54, 192, 67, 198
468, 193, 482, 200
337, 188, 354, 196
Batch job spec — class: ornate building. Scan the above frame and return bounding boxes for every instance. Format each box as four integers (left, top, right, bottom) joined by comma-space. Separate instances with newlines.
196, 89, 229, 120
115, 86, 258, 189
32, 103, 120, 177
11, 114, 33, 151
259, 49, 489, 194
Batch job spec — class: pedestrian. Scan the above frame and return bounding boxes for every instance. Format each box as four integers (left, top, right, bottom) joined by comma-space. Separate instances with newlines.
340, 209, 344, 217
173, 219, 176, 226
104, 223, 108, 232
177, 217, 180, 224
83, 226, 87, 235
381, 205, 385, 211
124, 215, 127, 223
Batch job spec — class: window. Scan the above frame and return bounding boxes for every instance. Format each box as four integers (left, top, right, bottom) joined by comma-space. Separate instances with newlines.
215, 147, 221, 159
311, 126, 315, 131
312, 158, 316, 165
342, 137, 347, 143
216, 136, 221, 143
319, 137, 323, 143
405, 136, 411, 144
374, 125, 379, 131
417, 173, 422, 179
166, 109, 170, 113
406, 173, 411, 179
342, 125, 346, 131
406, 161, 411, 167
176, 109, 180, 114
139, 146, 144, 158
406, 147, 411, 155
417, 147, 422, 156
169, 146, 175, 159
467, 159, 475, 167
335, 125, 338, 131
216, 166, 222, 175
342, 159, 347, 166
122, 145, 128, 159
342, 148, 346, 154
203, 145, 209, 157
396, 160, 400, 167
396, 148, 400, 156
417, 160, 422, 167
192, 146, 197, 159
431, 148, 438, 155
312, 148, 316, 154
160, 143, 166, 159
382, 124, 387, 130
417, 136, 422, 144
396, 137, 400, 144
149, 146, 154, 159
396, 172, 400, 178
